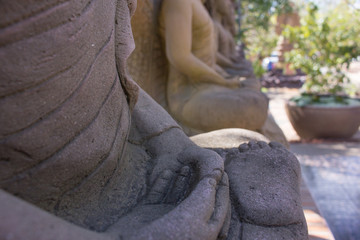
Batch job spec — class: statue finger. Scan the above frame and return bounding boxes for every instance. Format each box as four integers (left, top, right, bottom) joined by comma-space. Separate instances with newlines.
130, 177, 222, 240
209, 174, 229, 227
175, 176, 218, 222
217, 198, 231, 240
248, 140, 260, 150
165, 166, 191, 204
178, 147, 224, 183
238, 143, 249, 152
144, 169, 174, 204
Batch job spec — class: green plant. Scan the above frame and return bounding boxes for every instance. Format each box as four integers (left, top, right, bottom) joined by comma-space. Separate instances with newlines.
283, 3, 360, 103
238, 0, 292, 32
252, 59, 266, 78
233, 0, 292, 77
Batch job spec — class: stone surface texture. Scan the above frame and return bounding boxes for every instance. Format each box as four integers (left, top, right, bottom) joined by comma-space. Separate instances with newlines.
0, 0, 306, 239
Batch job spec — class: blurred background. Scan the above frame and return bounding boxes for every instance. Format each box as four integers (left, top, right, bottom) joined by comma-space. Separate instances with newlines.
237, 0, 360, 239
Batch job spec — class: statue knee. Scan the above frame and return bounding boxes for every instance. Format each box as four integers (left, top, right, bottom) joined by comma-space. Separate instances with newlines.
244, 91, 269, 129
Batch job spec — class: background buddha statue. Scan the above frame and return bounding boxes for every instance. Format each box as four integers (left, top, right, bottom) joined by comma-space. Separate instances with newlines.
128, 0, 288, 146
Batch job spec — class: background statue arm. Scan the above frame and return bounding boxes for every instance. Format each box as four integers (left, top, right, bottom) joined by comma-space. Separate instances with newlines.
216, 51, 237, 69
162, 0, 239, 88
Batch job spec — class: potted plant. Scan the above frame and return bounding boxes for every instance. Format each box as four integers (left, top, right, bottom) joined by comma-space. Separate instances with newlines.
282, 3, 360, 139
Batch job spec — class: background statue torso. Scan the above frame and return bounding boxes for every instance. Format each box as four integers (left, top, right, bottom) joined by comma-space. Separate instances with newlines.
157, 0, 269, 133
159, 0, 217, 113
128, 0, 288, 144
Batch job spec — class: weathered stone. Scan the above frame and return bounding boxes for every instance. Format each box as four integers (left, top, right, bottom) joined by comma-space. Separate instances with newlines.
241, 222, 308, 240
225, 141, 304, 226
197, 140, 308, 240
0, 0, 306, 239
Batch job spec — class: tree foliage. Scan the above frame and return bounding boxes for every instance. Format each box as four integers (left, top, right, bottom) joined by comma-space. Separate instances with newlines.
283, 2, 360, 97
236, 0, 292, 76
239, 0, 292, 32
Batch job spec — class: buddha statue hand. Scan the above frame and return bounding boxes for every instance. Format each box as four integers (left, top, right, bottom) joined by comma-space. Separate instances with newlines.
225, 76, 260, 90
239, 76, 262, 90
111, 146, 230, 240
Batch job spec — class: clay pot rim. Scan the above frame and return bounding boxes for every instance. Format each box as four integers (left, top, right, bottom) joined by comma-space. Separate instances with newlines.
286, 98, 360, 110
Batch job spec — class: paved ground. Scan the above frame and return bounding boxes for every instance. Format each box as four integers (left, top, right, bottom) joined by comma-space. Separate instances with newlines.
293, 143, 360, 240
267, 87, 360, 240
300, 178, 335, 240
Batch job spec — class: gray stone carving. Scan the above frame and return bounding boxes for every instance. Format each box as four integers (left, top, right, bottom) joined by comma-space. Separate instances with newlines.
0, 0, 307, 239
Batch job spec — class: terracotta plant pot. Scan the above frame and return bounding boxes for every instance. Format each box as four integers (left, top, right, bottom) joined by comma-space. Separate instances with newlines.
285, 100, 360, 139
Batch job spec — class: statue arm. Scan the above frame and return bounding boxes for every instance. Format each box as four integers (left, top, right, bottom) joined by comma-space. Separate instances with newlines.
0, 190, 114, 240
130, 89, 194, 156
162, 0, 238, 88
131, 89, 229, 201
216, 51, 237, 68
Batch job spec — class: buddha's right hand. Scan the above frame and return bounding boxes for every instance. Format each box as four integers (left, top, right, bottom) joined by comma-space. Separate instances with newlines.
121, 146, 230, 240
128, 173, 230, 240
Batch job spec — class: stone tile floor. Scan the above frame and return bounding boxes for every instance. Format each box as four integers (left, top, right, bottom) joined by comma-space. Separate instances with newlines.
268, 88, 360, 240
294, 143, 360, 240
300, 178, 335, 240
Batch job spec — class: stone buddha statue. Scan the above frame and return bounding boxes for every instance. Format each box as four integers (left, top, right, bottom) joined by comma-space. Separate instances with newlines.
0, 0, 307, 239
157, 0, 287, 145
206, 0, 253, 78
